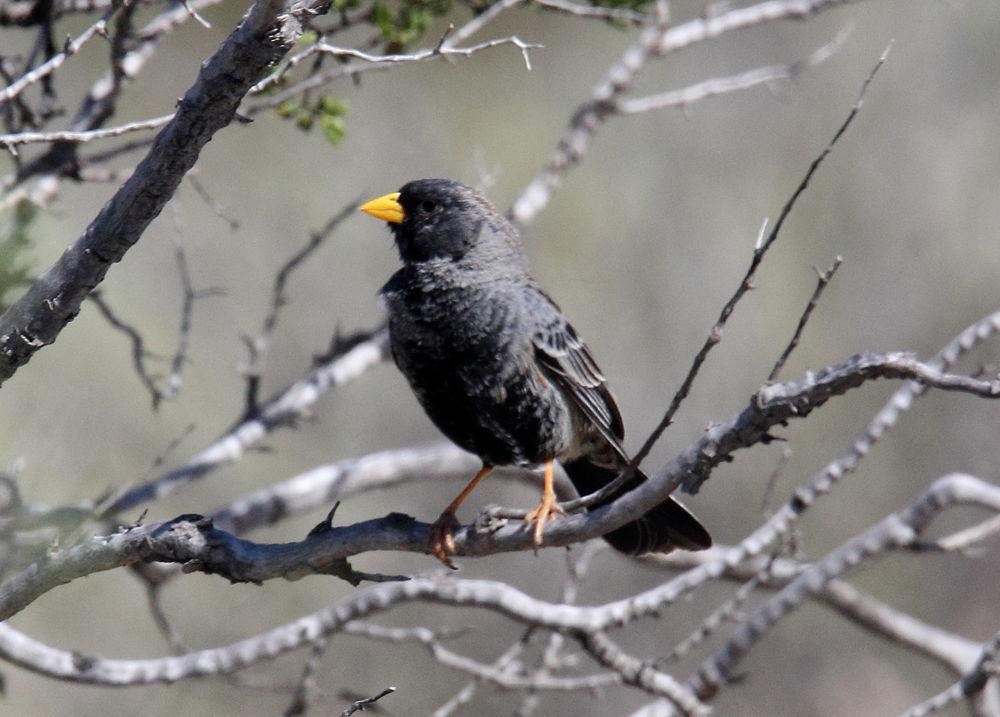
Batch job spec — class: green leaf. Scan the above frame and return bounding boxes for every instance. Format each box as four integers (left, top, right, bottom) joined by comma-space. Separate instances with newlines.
320, 114, 347, 146
275, 99, 300, 118
295, 110, 315, 130
319, 95, 348, 117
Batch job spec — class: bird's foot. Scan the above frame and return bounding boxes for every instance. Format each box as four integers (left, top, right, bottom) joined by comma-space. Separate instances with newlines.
524, 494, 565, 548
427, 510, 462, 570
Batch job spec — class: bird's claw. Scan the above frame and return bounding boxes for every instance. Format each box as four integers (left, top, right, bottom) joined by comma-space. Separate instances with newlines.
524, 495, 565, 548
428, 510, 461, 570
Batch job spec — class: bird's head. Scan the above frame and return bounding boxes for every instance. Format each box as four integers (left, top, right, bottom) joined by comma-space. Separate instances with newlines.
360, 179, 512, 264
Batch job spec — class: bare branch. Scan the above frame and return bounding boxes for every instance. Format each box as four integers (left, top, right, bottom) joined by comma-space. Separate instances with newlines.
0, 0, 333, 384
914, 514, 1000, 554
896, 631, 1000, 717
509, 0, 863, 226
561, 345, 999, 520
0, 8, 113, 104
690, 473, 1000, 699
578, 632, 707, 715
354, 621, 617, 692
4, 0, 231, 192
432, 636, 530, 716
647, 547, 982, 675
242, 197, 362, 408
88, 290, 164, 406
210, 443, 478, 536
185, 173, 240, 230
617, 29, 850, 115
103, 326, 389, 514
723, 309, 1000, 572
532, 0, 648, 25
309, 35, 541, 69
768, 256, 843, 381
252, 12, 539, 96
88, 248, 220, 410
627, 48, 887, 478
283, 636, 331, 717
340, 687, 396, 717
0, 471, 994, 696
0, 113, 174, 148
157, 246, 224, 407
5, 348, 998, 616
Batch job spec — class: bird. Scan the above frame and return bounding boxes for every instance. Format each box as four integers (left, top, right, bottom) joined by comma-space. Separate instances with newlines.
360, 178, 711, 566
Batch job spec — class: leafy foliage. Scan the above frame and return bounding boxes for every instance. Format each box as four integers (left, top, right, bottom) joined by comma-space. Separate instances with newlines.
276, 94, 350, 147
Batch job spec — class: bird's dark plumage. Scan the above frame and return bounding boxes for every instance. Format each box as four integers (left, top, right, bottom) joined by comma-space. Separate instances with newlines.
363, 178, 711, 558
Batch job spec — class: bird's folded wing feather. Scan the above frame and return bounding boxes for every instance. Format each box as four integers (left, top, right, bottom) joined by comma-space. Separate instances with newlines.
528, 288, 627, 454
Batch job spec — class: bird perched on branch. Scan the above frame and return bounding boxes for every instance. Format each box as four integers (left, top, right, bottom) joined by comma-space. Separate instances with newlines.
361, 179, 711, 566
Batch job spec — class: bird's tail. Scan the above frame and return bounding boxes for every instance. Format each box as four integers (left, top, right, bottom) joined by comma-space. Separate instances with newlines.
562, 458, 712, 555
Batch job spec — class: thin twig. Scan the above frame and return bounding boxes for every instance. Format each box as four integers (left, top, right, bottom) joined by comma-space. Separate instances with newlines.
253, 28, 539, 95
186, 173, 240, 230
241, 198, 363, 414
0, 113, 174, 147
509, 0, 861, 226
261, 197, 360, 337
0, 9, 114, 104
283, 637, 331, 716
104, 326, 389, 514
341, 686, 395, 717
88, 290, 164, 406
532, 0, 648, 25
912, 514, 1000, 554
768, 256, 843, 381
617, 29, 850, 115
157, 246, 224, 408
628, 46, 889, 478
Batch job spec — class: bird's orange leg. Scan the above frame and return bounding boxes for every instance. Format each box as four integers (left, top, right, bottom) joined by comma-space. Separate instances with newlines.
523, 459, 565, 548
428, 464, 493, 568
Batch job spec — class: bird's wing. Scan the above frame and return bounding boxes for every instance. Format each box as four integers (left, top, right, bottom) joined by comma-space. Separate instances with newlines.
528, 288, 627, 456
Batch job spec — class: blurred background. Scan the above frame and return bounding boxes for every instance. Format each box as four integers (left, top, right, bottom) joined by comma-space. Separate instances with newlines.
1, 0, 999, 714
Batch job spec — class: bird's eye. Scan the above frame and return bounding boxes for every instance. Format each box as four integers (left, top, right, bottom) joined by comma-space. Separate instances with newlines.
420, 200, 437, 213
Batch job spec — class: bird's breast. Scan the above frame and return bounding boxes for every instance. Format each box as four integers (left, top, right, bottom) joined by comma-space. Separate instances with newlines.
382, 276, 573, 465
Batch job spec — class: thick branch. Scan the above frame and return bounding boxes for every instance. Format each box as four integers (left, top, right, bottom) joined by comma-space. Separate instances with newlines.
1, 474, 995, 690
0, 0, 330, 385
2, 354, 996, 619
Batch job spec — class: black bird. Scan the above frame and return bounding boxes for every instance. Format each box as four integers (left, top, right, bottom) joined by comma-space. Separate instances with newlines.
360, 179, 711, 565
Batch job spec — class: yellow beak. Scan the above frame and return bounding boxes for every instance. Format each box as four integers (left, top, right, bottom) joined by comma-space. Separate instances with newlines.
359, 192, 405, 224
